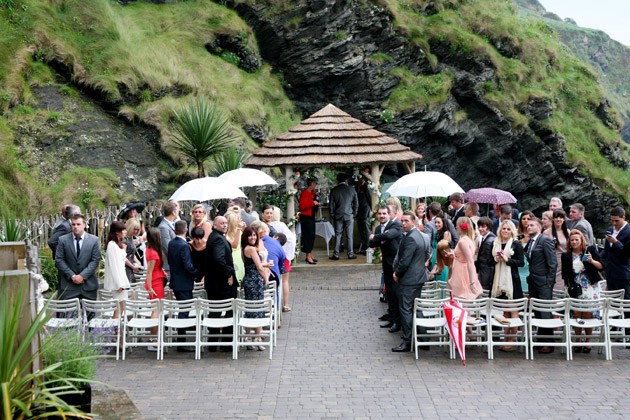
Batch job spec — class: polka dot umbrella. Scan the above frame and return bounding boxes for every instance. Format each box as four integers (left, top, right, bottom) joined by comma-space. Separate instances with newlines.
462, 188, 516, 205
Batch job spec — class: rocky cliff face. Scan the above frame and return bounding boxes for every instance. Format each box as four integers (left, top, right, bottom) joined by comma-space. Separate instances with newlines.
236, 0, 622, 233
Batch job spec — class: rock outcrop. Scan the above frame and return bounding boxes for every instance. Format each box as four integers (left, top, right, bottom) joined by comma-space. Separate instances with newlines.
236, 0, 623, 233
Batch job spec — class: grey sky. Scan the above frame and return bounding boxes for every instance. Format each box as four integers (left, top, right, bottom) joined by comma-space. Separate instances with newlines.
537, 0, 630, 46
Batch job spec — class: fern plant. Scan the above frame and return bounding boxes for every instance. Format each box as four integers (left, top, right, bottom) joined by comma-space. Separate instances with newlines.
212, 148, 249, 176
0, 215, 28, 242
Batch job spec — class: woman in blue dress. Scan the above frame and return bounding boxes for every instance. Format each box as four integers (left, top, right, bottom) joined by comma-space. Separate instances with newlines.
429, 216, 451, 282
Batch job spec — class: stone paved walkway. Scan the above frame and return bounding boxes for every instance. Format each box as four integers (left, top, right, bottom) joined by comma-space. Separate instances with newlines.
95, 265, 630, 419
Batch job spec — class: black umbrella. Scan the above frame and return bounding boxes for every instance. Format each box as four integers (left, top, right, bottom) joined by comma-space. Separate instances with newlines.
118, 202, 146, 220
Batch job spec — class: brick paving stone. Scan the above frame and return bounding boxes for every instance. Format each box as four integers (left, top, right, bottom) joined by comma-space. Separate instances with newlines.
95, 265, 630, 419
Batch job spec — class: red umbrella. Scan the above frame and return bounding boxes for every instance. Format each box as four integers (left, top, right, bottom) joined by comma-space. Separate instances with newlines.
443, 299, 467, 365
462, 187, 516, 205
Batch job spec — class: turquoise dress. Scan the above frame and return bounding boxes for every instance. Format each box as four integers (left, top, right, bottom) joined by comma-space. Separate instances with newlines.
431, 234, 449, 281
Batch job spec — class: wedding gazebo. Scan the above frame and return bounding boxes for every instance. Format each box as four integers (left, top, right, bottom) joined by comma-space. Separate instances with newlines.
244, 104, 422, 222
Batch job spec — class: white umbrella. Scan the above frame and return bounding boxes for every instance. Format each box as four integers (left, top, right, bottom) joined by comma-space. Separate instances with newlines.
218, 168, 278, 188
386, 171, 464, 198
169, 177, 247, 201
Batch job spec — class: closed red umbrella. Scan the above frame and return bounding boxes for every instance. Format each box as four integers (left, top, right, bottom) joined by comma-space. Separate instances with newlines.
462, 188, 516, 205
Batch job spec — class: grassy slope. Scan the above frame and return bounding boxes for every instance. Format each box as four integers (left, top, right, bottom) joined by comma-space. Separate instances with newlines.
0, 0, 299, 217
374, 0, 629, 201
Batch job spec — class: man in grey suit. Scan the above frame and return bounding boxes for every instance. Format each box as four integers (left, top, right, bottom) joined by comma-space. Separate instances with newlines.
48, 204, 80, 260
55, 214, 101, 301
329, 173, 358, 260
423, 201, 459, 248
569, 203, 595, 246
392, 212, 431, 352
525, 217, 557, 354
158, 201, 178, 277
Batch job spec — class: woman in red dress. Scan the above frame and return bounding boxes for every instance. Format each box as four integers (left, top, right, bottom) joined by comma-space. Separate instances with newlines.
299, 178, 320, 264
144, 228, 165, 349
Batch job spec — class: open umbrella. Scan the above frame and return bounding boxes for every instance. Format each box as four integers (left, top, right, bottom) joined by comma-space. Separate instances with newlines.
443, 299, 467, 365
462, 187, 516, 205
169, 177, 246, 202
218, 168, 278, 188
386, 171, 464, 198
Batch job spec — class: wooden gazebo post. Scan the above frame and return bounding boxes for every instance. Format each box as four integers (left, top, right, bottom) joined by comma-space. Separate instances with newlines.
285, 165, 296, 227
402, 161, 417, 210
370, 163, 382, 211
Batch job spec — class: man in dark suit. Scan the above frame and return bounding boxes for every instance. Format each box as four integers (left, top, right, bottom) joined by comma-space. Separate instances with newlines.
525, 217, 557, 354
48, 204, 80, 260
158, 201, 178, 277
369, 205, 403, 332
167, 220, 200, 352
448, 192, 465, 225
205, 216, 237, 343
55, 214, 101, 301
476, 217, 496, 290
392, 212, 431, 352
492, 204, 519, 235
355, 175, 372, 254
329, 173, 359, 260
602, 207, 630, 333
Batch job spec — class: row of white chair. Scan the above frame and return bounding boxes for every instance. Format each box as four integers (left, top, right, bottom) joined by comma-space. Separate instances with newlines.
412, 297, 630, 361
44, 296, 279, 361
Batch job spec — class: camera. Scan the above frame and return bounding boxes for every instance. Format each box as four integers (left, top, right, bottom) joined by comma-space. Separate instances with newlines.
516, 234, 525, 240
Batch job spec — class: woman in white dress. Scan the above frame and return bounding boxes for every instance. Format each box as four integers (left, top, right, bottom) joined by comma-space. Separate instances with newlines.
104, 221, 131, 318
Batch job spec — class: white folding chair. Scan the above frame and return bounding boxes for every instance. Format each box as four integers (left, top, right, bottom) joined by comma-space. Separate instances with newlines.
488, 298, 529, 359
552, 289, 566, 299
160, 299, 199, 360
121, 299, 161, 360
437, 280, 448, 290
602, 290, 625, 319
423, 281, 438, 290
235, 298, 274, 359
45, 298, 82, 330
82, 299, 121, 360
264, 282, 279, 345
528, 298, 569, 360
413, 298, 454, 360
458, 298, 491, 357
606, 298, 630, 359
567, 298, 609, 360
197, 298, 236, 359
98, 289, 114, 300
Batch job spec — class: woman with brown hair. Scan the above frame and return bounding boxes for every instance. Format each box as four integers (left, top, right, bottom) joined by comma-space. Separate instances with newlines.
545, 208, 570, 291
144, 227, 166, 350
104, 221, 131, 318
561, 229, 604, 353
299, 178, 319, 264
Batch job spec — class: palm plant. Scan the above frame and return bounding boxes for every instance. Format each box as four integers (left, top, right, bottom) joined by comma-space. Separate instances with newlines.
171, 97, 237, 178
212, 147, 250, 176
0, 214, 28, 242
0, 284, 95, 419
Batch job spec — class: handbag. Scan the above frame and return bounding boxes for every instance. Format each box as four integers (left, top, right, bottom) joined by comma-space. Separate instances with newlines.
567, 279, 582, 299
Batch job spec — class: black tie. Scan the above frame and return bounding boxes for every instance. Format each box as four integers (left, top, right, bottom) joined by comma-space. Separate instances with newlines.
75, 237, 81, 258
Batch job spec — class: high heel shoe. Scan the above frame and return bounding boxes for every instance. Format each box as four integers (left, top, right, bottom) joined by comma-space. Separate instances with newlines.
582, 346, 592, 354
305, 258, 317, 265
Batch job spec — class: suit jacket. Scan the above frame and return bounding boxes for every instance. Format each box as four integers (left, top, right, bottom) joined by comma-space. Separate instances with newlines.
369, 218, 402, 269
492, 217, 520, 235
561, 245, 604, 286
356, 183, 372, 217
158, 218, 176, 272
55, 232, 101, 300
167, 236, 200, 292
424, 217, 459, 248
393, 228, 430, 286
601, 223, 630, 283
449, 207, 465, 225
475, 232, 496, 289
572, 217, 595, 246
204, 230, 237, 298
48, 218, 71, 260
329, 183, 358, 221
525, 234, 557, 288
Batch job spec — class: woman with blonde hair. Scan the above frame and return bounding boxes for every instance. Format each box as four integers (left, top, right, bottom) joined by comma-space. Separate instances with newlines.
226, 211, 246, 281
124, 218, 143, 282
541, 211, 553, 231
386, 196, 403, 221
269, 206, 296, 312
190, 204, 212, 240
447, 217, 483, 300
489, 219, 525, 351
415, 202, 428, 231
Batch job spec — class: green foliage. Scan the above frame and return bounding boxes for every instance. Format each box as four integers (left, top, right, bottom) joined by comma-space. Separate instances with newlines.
139, 88, 151, 103
259, 194, 289, 213
47, 110, 60, 121
212, 147, 249, 176
0, 284, 92, 419
51, 167, 120, 210
385, 68, 452, 112
367, 52, 394, 64
58, 85, 78, 97
0, 214, 28, 242
39, 247, 59, 292
380, 108, 394, 123
453, 109, 467, 124
172, 97, 237, 178
335, 30, 346, 40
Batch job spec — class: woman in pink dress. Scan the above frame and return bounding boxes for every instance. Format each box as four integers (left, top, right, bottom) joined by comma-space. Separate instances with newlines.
448, 217, 483, 300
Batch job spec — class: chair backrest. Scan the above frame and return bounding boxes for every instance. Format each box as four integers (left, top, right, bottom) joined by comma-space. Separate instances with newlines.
82, 299, 119, 318
601, 289, 624, 299
528, 298, 568, 315
421, 288, 443, 300
607, 298, 630, 314
198, 298, 234, 316
568, 297, 606, 315
98, 289, 114, 300
437, 280, 448, 289
134, 289, 151, 300
414, 297, 450, 314
479, 289, 490, 298
457, 298, 489, 312
235, 298, 273, 317
129, 282, 145, 290
598, 279, 607, 291
162, 298, 197, 317
552, 289, 566, 299
490, 297, 528, 313
123, 299, 160, 316
423, 281, 438, 290
45, 298, 81, 318
193, 282, 205, 291
192, 289, 206, 299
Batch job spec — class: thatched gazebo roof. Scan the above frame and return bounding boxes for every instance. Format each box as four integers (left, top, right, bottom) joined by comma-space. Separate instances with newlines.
245, 104, 422, 167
